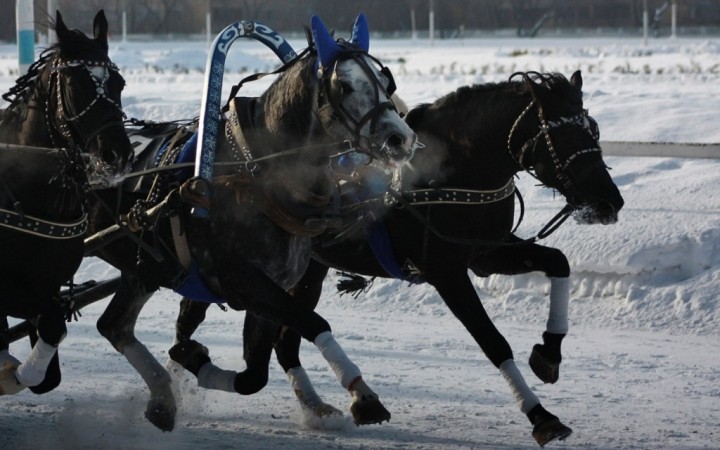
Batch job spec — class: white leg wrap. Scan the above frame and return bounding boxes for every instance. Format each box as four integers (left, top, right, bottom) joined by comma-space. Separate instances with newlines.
197, 362, 236, 392
287, 366, 322, 407
499, 359, 540, 414
15, 338, 57, 387
314, 331, 361, 389
124, 341, 172, 390
546, 277, 570, 334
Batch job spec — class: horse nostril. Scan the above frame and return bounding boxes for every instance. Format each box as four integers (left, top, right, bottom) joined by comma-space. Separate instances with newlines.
386, 133, 404, 149
102, 148, 119, 165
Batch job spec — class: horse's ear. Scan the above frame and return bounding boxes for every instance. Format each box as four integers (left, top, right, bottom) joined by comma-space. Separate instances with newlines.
55, 10, 70, 42
570, 70, 583, 91
350, 13, 370, 52
93, 10, 109, 51
311, 15, 341, 72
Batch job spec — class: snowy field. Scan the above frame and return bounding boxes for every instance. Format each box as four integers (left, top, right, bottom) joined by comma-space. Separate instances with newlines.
1, 29, 720, 450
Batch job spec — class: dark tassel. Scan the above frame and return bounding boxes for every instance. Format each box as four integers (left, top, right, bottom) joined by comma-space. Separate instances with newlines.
336, 271, 373, 298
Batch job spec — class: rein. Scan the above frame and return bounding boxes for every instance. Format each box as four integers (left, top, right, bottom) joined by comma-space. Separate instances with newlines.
113, 140, 358, 183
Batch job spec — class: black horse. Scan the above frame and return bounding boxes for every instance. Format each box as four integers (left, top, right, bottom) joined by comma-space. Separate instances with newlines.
0, 11, 132, 396
85, 14, 417, 432
174, 71, 624, 447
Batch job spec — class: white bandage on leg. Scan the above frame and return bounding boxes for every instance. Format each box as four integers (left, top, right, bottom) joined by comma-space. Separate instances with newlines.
546, 277, 570, 335
197, 362, 236, 392
314, 331, 361, 389
287, 366, 322, 407
499, 359, 540, 414
15, 338, 57, 387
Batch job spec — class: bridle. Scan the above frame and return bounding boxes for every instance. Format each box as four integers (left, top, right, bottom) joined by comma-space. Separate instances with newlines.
47, 57, 127, 151
506, 72, 602, 200
317, 45, 404, 159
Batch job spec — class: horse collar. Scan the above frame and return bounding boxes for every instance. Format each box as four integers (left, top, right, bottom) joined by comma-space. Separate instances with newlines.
225, 96, 262, 174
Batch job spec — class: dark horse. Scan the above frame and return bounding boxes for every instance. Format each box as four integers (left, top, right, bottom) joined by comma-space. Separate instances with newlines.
173, 71, 624, 447
85, 15, 417, 432
0, 11, 132, 395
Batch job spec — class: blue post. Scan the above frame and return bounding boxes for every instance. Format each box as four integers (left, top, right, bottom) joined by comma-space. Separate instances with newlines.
192, 21, 296, 218
16, 0, 35, 74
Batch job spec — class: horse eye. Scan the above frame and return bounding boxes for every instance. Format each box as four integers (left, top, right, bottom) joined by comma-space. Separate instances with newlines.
335, 80, 354, 95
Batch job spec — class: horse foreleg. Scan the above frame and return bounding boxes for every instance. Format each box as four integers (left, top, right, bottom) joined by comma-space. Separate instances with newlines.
25, 329, 61, 394
1, 303, 66, 395
97, 274, 175, 432
278, 260, 342, 417
470, 241, 570, 383
428, 267, 572, 446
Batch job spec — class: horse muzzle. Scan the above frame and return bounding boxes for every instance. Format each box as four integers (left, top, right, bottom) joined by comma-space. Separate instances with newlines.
375, 129, 419, 169
571, 199, 622, 225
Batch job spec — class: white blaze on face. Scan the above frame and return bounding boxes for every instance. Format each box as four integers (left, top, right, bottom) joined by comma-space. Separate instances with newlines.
332, 55, 416, 167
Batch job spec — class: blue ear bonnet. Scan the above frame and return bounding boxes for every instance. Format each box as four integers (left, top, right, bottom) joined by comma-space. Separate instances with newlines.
312, 13, 370, 76
350, 13, 370, 52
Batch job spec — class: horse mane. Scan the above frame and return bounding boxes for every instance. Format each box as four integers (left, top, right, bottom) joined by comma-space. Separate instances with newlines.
259, 50, 320, 140
1, 49, 56, 118
405, 72, 576, 130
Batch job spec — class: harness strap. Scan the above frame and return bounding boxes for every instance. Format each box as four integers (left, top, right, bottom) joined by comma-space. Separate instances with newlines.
389, 188, 571, 248
0, 208, 87, 239
402, 179, 515, 206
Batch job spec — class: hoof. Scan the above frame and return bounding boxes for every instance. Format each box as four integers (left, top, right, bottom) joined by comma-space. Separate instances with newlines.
532, 416, 572, 447
349, 396, 391, 425
145, 397, 176, 432
0, 362, 26, 396
529, 344, 560, 384
348, 377, 390, 425
169, 340, 210, 376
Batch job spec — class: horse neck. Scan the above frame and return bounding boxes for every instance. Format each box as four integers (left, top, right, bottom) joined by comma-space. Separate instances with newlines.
408, 86, 532, 190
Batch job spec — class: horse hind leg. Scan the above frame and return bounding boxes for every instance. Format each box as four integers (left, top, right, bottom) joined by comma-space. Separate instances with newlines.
96, 274, 176, 432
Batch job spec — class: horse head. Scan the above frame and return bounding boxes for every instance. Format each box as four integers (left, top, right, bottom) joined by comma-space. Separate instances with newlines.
311, 14, 417, 168
45, 10, 133, 185
508, 70, 624, 224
